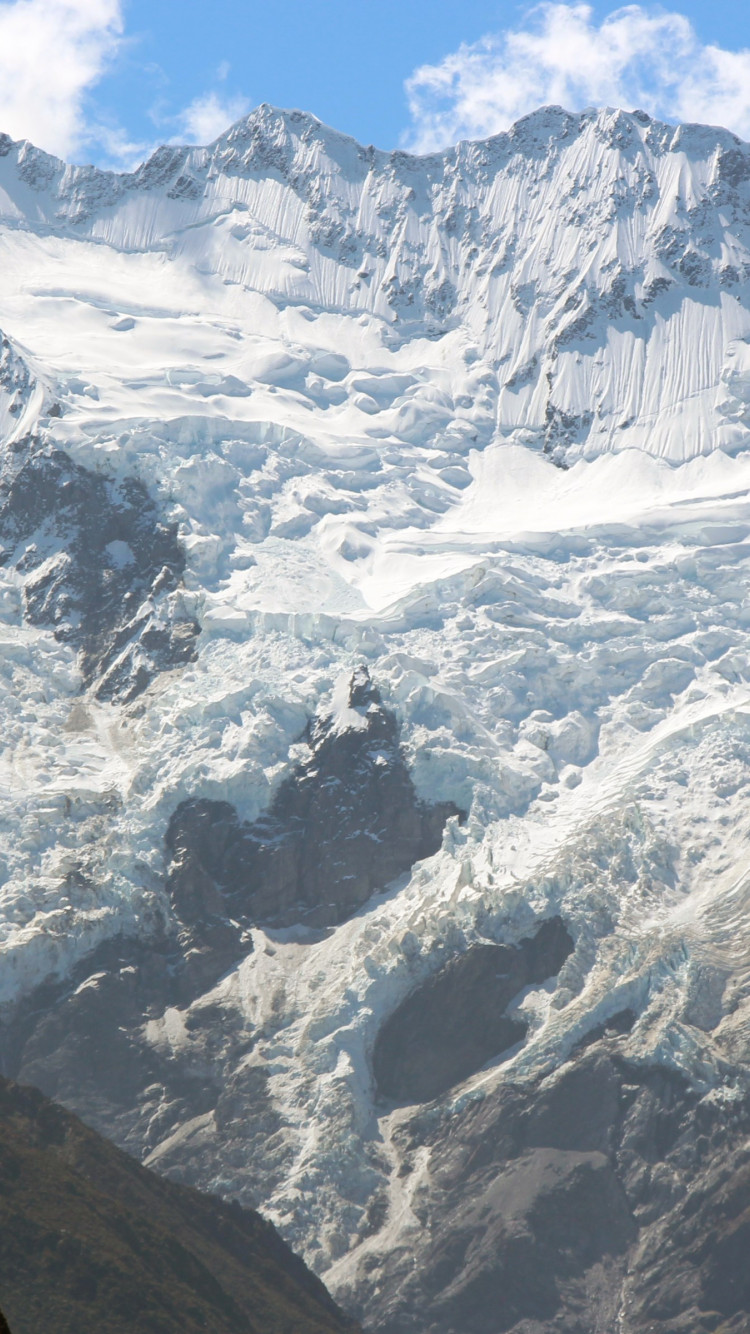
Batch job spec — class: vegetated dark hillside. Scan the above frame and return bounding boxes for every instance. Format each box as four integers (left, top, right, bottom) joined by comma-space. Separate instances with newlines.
0, 1076, 360, 1334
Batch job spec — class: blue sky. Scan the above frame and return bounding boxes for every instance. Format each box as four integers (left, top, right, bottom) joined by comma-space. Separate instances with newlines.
112, 0, 750, 150
0, 1, 749, 165
105, 0, 517, 150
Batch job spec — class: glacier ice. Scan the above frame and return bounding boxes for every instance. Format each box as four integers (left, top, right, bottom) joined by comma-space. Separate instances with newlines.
1, 102, 750, 1329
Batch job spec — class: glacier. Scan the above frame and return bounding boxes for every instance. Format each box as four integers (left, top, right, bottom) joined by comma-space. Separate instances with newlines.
1, 102, 750, 1330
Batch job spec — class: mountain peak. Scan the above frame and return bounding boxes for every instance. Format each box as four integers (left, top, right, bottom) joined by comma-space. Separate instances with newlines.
0, 99, 748, 461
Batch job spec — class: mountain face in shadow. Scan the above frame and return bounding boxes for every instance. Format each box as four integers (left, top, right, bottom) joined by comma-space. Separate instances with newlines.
0, 1075, 359, 1334
167, 666, 464, 931
373, 916, 575, 1103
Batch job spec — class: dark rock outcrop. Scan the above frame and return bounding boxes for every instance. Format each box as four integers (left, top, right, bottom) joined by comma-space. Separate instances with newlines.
167, 667, 464, 929
0, 438, 198, 700
353, 1041, 750, 1334
0, 332, 36, 420
373, 916, 574, 1103
0, 672, 463, 1190
0, 1074, 359, 1334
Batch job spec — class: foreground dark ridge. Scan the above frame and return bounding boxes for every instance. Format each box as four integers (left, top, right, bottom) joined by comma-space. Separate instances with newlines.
0, 1076, 359, 1334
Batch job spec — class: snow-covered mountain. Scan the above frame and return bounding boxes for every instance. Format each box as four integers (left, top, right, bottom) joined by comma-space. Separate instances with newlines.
2, 103, 750, 1331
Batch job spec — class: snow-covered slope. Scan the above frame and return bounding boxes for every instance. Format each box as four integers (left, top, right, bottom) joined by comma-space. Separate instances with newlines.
3, 103, 750, 468
2, 104, 750, 1331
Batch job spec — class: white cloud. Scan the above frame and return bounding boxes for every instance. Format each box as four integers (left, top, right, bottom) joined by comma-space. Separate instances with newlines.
0, 1, 250, 167
89, 120, 154, 173
0, 0, 123, 159
177, 91, 251, 145
403, 3, 750, 152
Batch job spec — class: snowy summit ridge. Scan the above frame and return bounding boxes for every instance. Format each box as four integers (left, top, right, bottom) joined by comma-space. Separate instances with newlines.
2, 103, 750, 462
2, 103, 750, 1332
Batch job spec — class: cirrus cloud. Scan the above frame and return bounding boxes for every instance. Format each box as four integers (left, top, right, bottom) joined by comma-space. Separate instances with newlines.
403, 3, 750, 152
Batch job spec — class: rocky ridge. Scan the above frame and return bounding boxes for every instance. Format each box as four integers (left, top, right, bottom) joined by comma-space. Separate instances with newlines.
1, 669, 462, 1174
373, 916, 574, 1103
0, 435, 198, 701
167, 666, 463, 931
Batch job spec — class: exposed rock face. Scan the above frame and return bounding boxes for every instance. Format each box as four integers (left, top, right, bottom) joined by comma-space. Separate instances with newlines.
0, 332, 39, 440
167, 667, 464, 930
0, 438, 198, 701
3, 931, 219, 1137
0, 1074, 359, 1334
348, 1040, 750, 1334
373, 917, 574, 1103
1, 671, 463, 1186
625, 1141, 750, 1332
